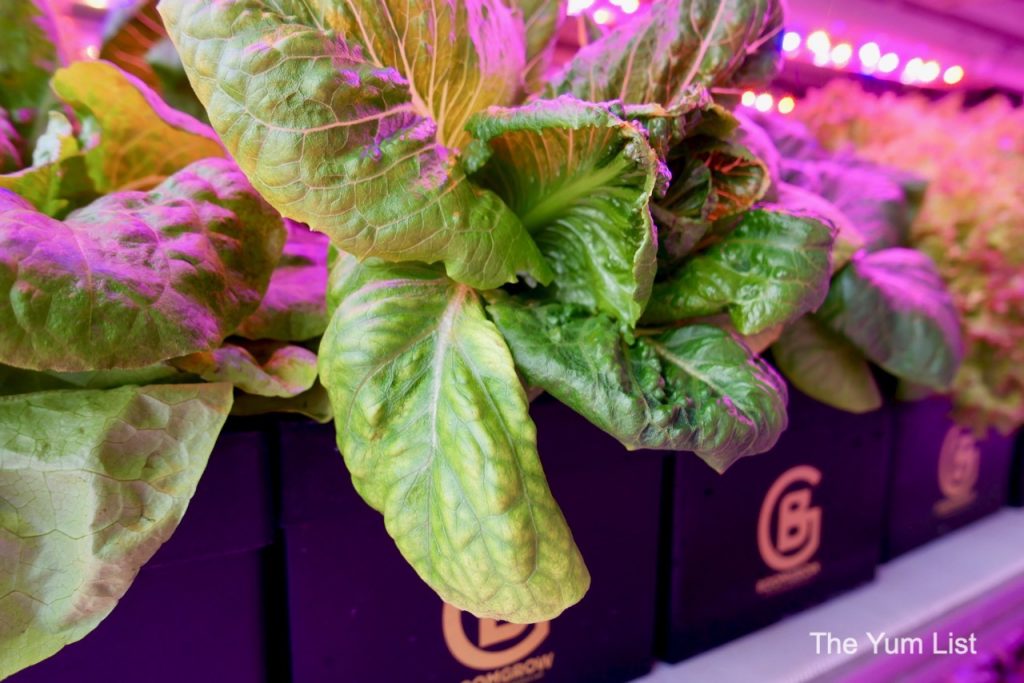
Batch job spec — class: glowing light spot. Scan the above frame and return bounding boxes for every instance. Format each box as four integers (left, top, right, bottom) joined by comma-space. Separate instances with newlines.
777, 96, 795, 114
858, 42, 881, 69
80, 0, 108, 8
920, 60, 941, 83
592, 8, 613, 24
806, 30, 831, 55
741, 90, 757, 107
754, 93, 774, 113
878, 52, 900, 73
901, 57, 924, 83
782, 31, 801, 52
830, 43, 853, 67
567, 0, 594, 15
943, 65, 964, 85
812, 51, 830, 67
84, 44, 99, 59
619, 0, 639, 13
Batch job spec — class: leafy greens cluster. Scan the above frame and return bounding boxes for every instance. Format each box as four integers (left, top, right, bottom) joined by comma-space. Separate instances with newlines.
159, 0, 840, 625
0, 3, 330, 675
749, 112, 964, 413
793, 81, 1024, 433
0, 2, 848, 672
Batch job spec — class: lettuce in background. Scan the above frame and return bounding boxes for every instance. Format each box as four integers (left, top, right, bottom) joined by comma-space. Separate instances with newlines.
794, 81, 1024, 433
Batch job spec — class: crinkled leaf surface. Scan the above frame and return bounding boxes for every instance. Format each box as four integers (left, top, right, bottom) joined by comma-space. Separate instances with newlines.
772, 315, 881, 413
643, 209, 835, 334
0, 382, 232, 678
466, 98, 658, 325
172, 341, 318, 398
679, 136, 770, 221
0, 158, 285, 372
236, 221, 328, 342
159, 0, 551, 290
651, 156, 712, 266
817, 248, 963, 390
488, 297, 788, 472
549, 0, 782, 106
319, 256, 588, 622
51, 60, 223, 193
0, 0, 64, 137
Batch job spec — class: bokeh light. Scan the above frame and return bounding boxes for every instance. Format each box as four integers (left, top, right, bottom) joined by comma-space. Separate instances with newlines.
878, 52, 900, 73
782, 31, 801, 53
858, 42, 881, 69
943, 65, 965, 85
777, 96, 796, 115
830, 43, 853, 68
754, 93, 774, 112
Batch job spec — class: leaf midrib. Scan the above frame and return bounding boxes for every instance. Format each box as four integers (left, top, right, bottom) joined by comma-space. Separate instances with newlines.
519, 154, 630, 232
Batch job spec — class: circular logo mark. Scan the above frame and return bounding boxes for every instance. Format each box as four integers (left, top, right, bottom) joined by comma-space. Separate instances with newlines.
938, 426, 980, 501
757, 465, 823, 572
442, 604, 550, 671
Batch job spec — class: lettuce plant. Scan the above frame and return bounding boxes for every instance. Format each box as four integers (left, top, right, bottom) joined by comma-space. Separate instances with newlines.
750, 113, 964, 413
0, 5, 329, 673
0, 1, 842, 672
159, 0, 841, 625
792, 81, 1024, 433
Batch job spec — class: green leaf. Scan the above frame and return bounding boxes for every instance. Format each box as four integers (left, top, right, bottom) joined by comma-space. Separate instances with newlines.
50, 60, 223, 193
466, 98, 658, 325
643, 209, 836, 334
0, 109, 22, 173
817, 248, 964, 390
0, 155, 95, 218
0, 0, 65, 139
159, 0, 551, 290
775, 181, 864, 272
651, 156, 712, 265
231, 381, 333, 423
0, 111, 95, 218
0, 363, 183, 396
488, 298, 788, 472
549, 0, 782, 106
172, 341, 318, 398
0, 158, 286, 372
236, 221, 329, 342
680, 136, 770, 221
320, 256, 588, 622
0, 382, 232, 678
771, 315, 881, 413
505, 0, 566, 93
782, 158, 915, 253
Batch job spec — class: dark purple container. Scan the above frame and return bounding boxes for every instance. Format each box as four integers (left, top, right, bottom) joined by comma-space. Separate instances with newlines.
10, 420, 287, 683
1010, 432, 1024, 507
659, 386, 892, 662
279, 397, 664, 683
884, 396, 1015, 559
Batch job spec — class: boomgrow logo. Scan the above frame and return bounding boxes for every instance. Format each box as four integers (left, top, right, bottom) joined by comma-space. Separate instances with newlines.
442, 604, 555, 683
755, 465, 823, 595
934, 425, 980, 517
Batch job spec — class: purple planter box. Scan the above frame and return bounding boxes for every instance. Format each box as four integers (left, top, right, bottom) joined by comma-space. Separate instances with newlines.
10, 420, 286, 683
1010, 432, 1024, 507
884, 397, 1015, 559
659, 387, 892, 662
278, 398, 664, 683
